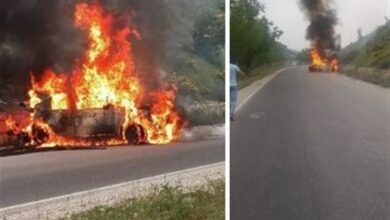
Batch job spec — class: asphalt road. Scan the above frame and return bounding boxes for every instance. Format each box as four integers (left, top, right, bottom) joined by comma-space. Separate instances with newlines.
0, 138, 224, 208
231, 67, 389, 220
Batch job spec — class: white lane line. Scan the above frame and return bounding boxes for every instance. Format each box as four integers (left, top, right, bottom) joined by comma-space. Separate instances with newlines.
0, 162, 225, 220
237, 68, 287, 112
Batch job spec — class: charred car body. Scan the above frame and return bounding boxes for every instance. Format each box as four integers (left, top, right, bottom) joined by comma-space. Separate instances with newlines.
0, 97, 149, 150
308, 49, 339, 72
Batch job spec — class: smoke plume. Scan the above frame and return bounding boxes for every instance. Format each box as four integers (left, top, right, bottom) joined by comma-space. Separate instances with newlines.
299, 0, 338, 52
0, 0, 197, 97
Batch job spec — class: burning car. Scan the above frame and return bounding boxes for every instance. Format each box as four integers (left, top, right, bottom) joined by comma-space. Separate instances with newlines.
0, 103, 148, 149
0, 1, 183, 150
308, 48, 339, 72
31, 98, 148, 146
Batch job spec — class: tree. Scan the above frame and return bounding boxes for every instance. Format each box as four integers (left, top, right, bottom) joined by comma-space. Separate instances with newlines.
193, 2, 225, 66
230, 0, 287, 70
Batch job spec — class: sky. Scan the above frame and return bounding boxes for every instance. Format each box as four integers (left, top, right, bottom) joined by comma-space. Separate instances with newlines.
262, 0, 389, 51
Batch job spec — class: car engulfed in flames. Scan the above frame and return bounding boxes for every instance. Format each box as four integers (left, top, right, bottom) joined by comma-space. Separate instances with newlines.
31, 100, 149, 146
0, 1, 184, 150
308, 48, 339, 72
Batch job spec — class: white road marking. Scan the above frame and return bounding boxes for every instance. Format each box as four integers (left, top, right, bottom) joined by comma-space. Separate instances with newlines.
237, 68, 287, 112
0, 162, 225, 220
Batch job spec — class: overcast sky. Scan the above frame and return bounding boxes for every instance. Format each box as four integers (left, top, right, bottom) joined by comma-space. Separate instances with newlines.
262, 0, 389, 51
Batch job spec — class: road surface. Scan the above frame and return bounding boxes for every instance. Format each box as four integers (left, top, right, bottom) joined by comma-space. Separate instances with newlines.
0, 138, 224, 208
231, 67, 389, 220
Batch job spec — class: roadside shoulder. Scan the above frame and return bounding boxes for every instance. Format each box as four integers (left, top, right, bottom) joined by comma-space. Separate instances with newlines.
0, 162, 224, 220
237, 68, 287, 111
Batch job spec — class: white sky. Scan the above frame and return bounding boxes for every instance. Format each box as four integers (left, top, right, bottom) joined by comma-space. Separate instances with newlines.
261, 0, 389, 51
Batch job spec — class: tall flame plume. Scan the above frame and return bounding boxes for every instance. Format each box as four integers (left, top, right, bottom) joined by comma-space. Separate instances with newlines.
9, 1, 183, 147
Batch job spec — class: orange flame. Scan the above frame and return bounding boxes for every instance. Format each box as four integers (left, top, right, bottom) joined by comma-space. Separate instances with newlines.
310, 48, 339, 72
310, 48, 326, 66
13, 1, 183, 147
5, 116, 21, 134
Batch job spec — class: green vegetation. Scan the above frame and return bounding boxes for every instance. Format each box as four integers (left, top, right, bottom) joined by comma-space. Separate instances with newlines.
238, 63, 285, 89
167, 53, 224, 102
166, 0, 225, 103
163, 0, 225, 125
230, 0, 292, 85
339, 22, 390, 87
295, 49, 311, 65
340, 22, 390, 69
61, 180, 225, 220
342, 66, 390, 87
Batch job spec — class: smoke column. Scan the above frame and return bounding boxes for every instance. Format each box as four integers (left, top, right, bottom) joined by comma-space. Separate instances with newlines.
299, 0, 338, 53
0, 0, 197, 97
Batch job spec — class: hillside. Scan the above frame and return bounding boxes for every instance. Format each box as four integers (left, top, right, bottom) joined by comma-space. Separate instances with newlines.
339, 22, 390, 87
164, 0, 225, 102
340, 22, 390, 69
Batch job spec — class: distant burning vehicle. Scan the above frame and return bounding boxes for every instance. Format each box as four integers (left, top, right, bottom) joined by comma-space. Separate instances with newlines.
299, 0, 340, 73
1, 1, 183, 149
308, 48, 339, 72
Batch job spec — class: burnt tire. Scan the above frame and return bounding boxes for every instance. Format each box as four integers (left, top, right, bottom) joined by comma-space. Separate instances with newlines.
31, 124, 49, 145
125, 124, 147, 145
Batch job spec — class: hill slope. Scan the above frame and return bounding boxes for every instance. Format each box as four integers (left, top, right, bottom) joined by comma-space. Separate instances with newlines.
340, 22, 390, 69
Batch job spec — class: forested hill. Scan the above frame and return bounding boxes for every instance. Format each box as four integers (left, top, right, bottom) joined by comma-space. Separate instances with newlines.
230, 0, 294, 71
340, 22, 390, 69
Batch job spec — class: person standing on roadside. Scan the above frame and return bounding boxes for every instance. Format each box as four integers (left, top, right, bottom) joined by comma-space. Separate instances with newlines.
230, 63, 243, 121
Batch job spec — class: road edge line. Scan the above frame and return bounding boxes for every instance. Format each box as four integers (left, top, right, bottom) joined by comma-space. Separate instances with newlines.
0, 162, 225, 220
237, 67, 287, 112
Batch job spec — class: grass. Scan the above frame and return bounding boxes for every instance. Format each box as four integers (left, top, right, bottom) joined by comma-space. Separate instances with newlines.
186, 107, 225, 126
60, 180, 225, 220
238, 64, 285, 89
168, 52, 224, 102
168, 52, 225, 126
341, 66, 390, 88
340, 23, 390, 70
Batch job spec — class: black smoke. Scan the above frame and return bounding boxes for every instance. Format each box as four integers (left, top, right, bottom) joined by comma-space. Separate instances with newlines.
0, 0, 188, 98
299, 0, 338, 52
0, 0, 82, 88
